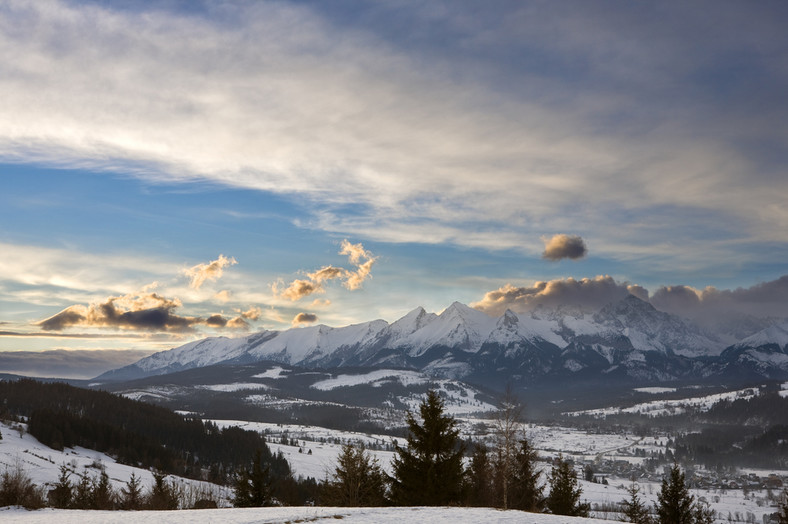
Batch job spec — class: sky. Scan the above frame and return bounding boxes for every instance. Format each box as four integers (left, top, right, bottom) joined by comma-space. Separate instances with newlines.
1, 0, 788, 374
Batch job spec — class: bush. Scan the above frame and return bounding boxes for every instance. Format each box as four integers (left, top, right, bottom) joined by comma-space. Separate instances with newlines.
0, 461, 46, 509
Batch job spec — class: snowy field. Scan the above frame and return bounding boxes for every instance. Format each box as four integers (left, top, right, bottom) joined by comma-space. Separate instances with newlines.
0, 506, 612, 523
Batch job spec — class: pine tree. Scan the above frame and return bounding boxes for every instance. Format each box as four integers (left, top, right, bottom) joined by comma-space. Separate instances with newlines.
322, 443, 387, 506
92, 471, 115, 510
546, 455, 589, 517
509, 438, 545, 512
693, 499, 715, 524
50, 464, 73, 509
655, 464, 694, 524
464, 443, 494, 507
120, 472, 144, 510
620, 483, 652, 524
389, 390, 465, 506
147, 471, 180, 510
72, 474, 94, 509
234, 449, 273, 507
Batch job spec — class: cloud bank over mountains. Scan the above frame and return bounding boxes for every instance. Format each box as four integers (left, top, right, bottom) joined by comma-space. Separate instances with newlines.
473, 275, 788, 321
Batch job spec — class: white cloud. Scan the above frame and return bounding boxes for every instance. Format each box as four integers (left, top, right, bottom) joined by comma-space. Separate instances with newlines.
0, 0, 785, 271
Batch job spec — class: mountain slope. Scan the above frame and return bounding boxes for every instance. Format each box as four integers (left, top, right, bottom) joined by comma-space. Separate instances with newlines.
97, 296, 788, 389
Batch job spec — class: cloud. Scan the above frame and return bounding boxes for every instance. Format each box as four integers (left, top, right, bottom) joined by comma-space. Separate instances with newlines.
473, 273, 788, 321
542, 234, 588, 261
214, 290, 232, 303
184, 255, 237, 289
238, 306, 263, 321
651, 275, 788, 319
36, 288, 251, 333
292, 312, 318, 326
472, 275, 644, 316
278, 240, 377, 300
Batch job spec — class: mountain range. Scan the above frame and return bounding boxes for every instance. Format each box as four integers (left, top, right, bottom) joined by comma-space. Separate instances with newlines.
98, 295, 788, 392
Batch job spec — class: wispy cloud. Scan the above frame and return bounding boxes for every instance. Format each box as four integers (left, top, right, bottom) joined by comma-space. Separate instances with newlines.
0, 1, 785, 275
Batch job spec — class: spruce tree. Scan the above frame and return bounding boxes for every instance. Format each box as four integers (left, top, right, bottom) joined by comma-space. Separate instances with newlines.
546, 455, 589, 517
464, 443, 494, 507
620, 483, 652, 524
389, 390, 465, 506
50, 464, 73, 509
234, 449, 273, 507
72, 474, 94, 509
655, 464, 694, 524
322, 443, 387, 506
147, 472, 180, 510
509, 438, 545, 512
120, 472, 144, 510
92, 471, 115, 510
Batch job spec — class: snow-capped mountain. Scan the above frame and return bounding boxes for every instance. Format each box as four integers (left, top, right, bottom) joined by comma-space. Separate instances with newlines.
98, 296, 788, 388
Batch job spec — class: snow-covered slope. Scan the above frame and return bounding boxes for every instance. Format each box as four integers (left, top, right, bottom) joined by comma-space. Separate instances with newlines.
97, 297, 788, 387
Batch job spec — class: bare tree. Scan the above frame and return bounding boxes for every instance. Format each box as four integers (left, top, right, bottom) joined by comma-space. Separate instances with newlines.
493, 384, 524, 509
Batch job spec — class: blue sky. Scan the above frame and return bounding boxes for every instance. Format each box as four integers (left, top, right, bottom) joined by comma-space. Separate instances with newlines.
1, 0, 787, 359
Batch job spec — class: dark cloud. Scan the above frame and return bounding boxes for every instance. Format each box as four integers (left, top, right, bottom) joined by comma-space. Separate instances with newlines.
542, 234, 588, 261
0, 349, 156, 380
36, 290, 249, 333
292, 312, 318, 326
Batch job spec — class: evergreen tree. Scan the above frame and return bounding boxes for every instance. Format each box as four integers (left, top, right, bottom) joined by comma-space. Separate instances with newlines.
72, 474, 94, 509
234, 449, 273, 507
509, 438, 545, 512
464, 443, 494, 507
693, 499, 715, 524
92, 471, 115, 510
389, 390, 465, 506
50, 464, 73, 509
147, 472, 180, 510
655, 464, 694, 524
546, 455, 589, 517
620, 483, 652, 524
120, 472, 144, 510
322, 443, 387, 506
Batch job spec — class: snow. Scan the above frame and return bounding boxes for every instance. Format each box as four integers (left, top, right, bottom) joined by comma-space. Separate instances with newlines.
311, 369, 428, 391
0, 506, 614, 523
252, 367, 289, 379
196, 383, 269, 392
739, 322, 788, 349
633, 387, 677, 394
566, 387, 760, 418
0, 421, 230, 504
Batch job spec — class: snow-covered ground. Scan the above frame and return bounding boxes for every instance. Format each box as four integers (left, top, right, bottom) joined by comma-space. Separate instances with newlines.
0, 421, 231, 506
566, 387, 760, 418
0, 506, 612, 523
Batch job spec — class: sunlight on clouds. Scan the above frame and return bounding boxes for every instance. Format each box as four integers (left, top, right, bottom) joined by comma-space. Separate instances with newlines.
292, 312, 318, 326
184, 254, 237, 290
277, 240, 377, 301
